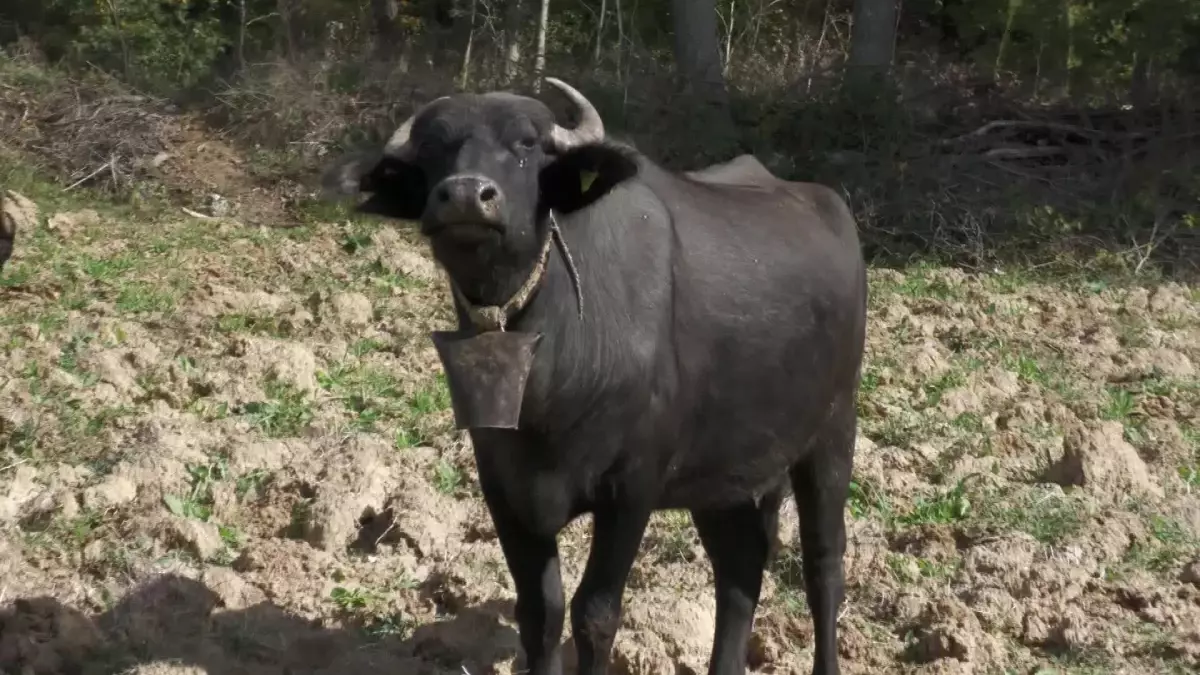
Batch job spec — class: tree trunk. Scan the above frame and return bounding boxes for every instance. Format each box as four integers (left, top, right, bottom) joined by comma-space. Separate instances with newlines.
460, 0, 478, 88
593, 0, 607, 65
276, 0, 301, 61
502, 0, 524, 85
1128, 52, 1151, 108
670, 0, 729, 104
847, 0, 897, 73
370, 0, 400, 59
1064, 0, 1076, 96
723, 0, 735, 76
938, 0, 962, 57
533, 0, 550, 92
615, 0, 624, 78
237, 0, 247, 69
994, 0, 1024, 79
668, 0, 738, 159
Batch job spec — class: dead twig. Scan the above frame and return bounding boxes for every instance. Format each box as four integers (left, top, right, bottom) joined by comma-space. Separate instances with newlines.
981, 146, 1066, 160
939, 119, 1143, 147
65, 160, 113, 190
0, 458, 29, 473
181, 207, 214, 220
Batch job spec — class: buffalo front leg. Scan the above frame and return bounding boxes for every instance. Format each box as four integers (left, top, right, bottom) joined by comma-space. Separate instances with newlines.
478, 485, 566, 675
791, 413, 856, 675
692, 486, 785, 675
571, 503, 653, 675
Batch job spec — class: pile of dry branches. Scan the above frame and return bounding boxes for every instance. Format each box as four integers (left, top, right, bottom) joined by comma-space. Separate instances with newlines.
0, 73, 180, 195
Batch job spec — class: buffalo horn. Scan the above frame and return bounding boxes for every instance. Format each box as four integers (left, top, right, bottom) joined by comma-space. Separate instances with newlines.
545, 78, 604, 152
382, 96, 450, 158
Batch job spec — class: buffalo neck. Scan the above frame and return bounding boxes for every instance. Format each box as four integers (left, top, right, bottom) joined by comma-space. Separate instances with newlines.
434, 214, 578, 334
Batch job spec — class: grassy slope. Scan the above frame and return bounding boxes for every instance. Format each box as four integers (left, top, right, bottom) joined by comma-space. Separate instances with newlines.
0, 160, 1198, 675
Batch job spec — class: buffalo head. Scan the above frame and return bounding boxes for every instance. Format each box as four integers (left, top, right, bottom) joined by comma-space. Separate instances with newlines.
325, 79, 639, 307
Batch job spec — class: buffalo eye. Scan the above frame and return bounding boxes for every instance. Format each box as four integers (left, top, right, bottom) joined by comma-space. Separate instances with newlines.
516, 137, 538, 151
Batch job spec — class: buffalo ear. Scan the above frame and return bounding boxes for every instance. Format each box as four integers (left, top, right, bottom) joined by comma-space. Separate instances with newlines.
540, 143, 639, 214
320, 152, 428, 222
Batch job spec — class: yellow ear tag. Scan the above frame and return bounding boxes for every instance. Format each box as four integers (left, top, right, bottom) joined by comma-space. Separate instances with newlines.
580, 169, 598, 193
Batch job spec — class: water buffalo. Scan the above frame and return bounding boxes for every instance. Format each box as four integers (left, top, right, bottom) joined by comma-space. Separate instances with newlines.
323, 78, 868, 675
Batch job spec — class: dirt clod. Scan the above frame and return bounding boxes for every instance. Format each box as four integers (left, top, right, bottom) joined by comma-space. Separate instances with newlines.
1182, 559, 1200, 586
1044, 421, 1163, 499
81, 474, 138, 509
1, 189, 38, 236
164, 518, 225, 561
201, 567, 266, 610
46, 209, 101, 237
325, 292, 374, 328
0, 465, 41, 523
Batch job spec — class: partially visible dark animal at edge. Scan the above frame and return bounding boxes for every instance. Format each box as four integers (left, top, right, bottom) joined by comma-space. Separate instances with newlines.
0, 196, 15, 272
322, 78, 868, 675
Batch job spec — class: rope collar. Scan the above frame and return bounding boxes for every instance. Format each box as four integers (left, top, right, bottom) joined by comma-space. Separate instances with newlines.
448, 211, 584, 332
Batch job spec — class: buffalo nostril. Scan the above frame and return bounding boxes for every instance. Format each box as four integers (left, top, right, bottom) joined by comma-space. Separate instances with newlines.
479, 185, 498, 203
436, 186, 451, 203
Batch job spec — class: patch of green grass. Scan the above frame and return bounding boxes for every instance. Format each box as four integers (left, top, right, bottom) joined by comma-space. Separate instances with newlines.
79, 405, 133, 436
361, 612, 417, 641
330, 585, 374, 611
80, 254, 140, 282
235, 468, 273, 501
318, 363, 408, 433
187, 398, 231, 422
327, 583, 416, 642
115, 282, 177, 313
768, 545, 809, 616
847, 476, 894, 520
858, 363, 885, 395
983, 267, 1037, 294
360, 259, 430, 293
862, 413, 922, 448
163, 456, 230, 522
349, 337, 389, 357
21, 509, 106, 554
1008, 353, 1044, 384
410, 375, 452, 415
394, 427, 421, 450
1179, 425, 1200, 490
0, 261, 34, 287
951, 412, 985, 434
998, 349, 1083, 401
886, 552, 961, 584
648, 510, 696, 564
1, 419, 41, 458
883, 263, 964, 301
294, 197, 359, 227
897, 480, 972, 527
1115, 315, 1151, 348
1100, 386, 1137, 422
215, 313, 291, 337
286, 498, 313, 539
1111, 516, 1199, 579
921, 369, 967, 409
1180, 464, 1200, 489
390, 375, 454, 447
57, 331, 99, 386
242, 380, 314, 437
431, 458, 464, 495
977, 487, 1088, 544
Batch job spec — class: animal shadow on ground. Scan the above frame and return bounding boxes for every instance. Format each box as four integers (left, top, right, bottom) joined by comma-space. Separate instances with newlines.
0, 573, 520, 674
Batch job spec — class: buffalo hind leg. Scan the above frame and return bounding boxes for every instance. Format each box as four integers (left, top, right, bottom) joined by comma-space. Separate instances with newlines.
791, 411, 856, 675
571, 502, 654, 675
692, 485, 785, 675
